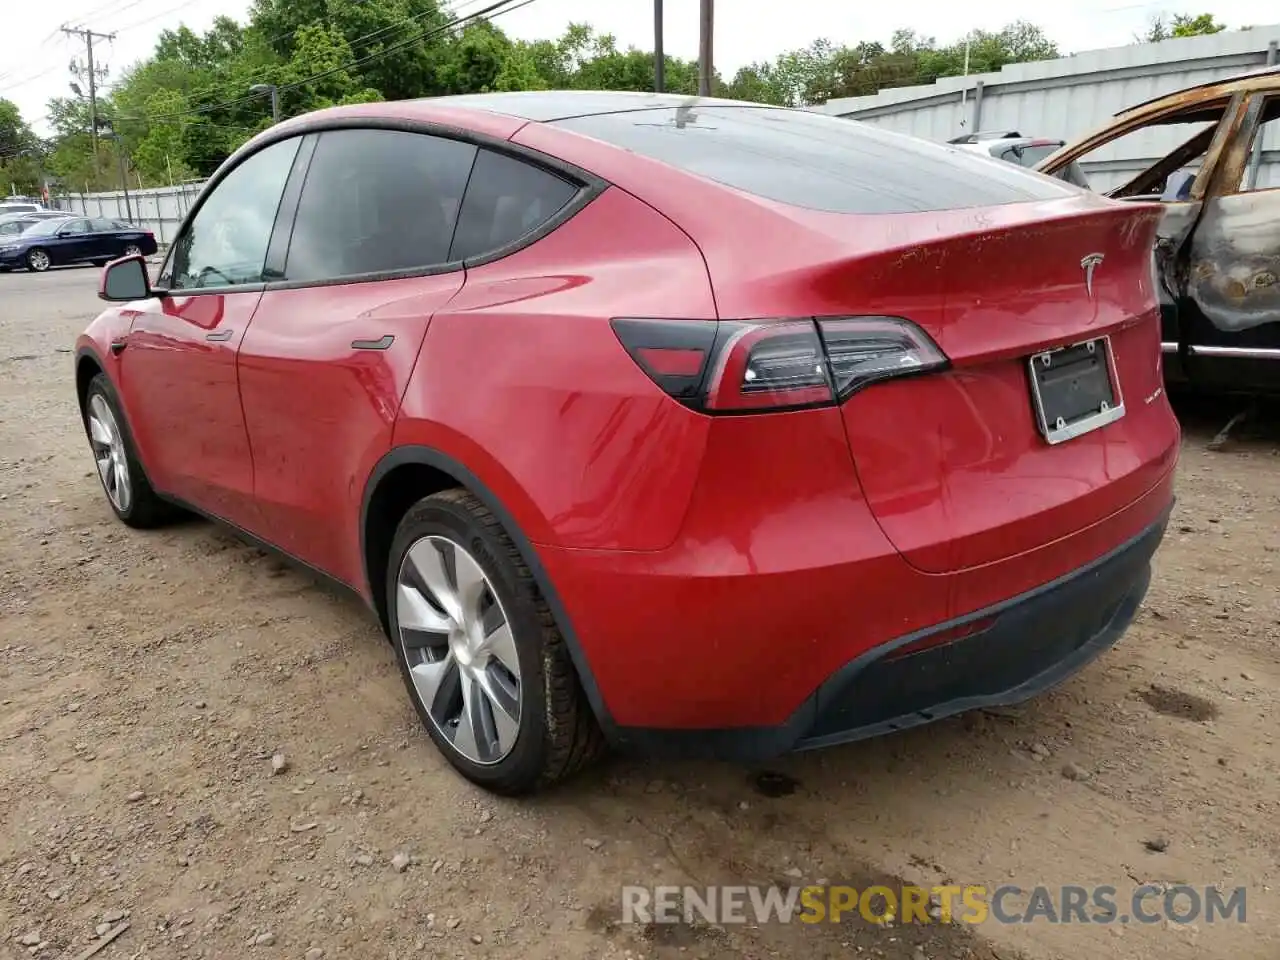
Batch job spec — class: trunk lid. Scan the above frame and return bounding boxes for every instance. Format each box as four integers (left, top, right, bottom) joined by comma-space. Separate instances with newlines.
824, 202, 1178, 573
695, 196, 1177, 574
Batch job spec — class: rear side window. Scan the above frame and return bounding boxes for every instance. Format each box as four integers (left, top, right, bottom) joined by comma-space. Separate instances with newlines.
554, 107, 1075, 214
285, 129, 476, 282
450, 149, 578, 262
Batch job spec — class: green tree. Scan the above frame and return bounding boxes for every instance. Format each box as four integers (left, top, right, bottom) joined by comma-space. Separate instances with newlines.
1145, 13, 1229, 42
250, 0, 450, 101
128, 90, 196, 185
0, 100, 43, 196
0, 99, 37, 158
492, 42, 549, 92
436, 20, 513, 94
725, 63, 789, 105
48, 12, 1069, 180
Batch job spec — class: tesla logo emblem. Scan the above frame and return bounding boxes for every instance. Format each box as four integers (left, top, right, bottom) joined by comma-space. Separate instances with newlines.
1080, 253, 1104, 298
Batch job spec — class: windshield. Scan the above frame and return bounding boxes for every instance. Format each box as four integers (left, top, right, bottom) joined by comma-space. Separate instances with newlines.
23, 218, 67, 237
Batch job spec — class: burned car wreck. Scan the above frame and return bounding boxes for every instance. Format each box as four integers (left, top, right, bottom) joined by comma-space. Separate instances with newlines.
1037, 66, 1280, 398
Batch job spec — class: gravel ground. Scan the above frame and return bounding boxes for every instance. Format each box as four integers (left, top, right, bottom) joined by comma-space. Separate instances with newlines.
1, 267, 1277, 960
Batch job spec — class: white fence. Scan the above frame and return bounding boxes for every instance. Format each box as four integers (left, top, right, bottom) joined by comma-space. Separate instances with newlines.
53, 182, 208, 248
821, 27, 1280, 194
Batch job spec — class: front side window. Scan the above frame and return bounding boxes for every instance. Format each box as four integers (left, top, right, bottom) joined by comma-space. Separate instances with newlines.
1233, 96, 1280, 192
60, 219, 90, 235
1061, 98, 1229, 199
164, 136, 301, 290
284, 129, 477, 282
449, 149, 579, 261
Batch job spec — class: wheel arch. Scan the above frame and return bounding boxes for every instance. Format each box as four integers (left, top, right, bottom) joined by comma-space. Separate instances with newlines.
75, 346, 105, 414
360, 445, 615, 734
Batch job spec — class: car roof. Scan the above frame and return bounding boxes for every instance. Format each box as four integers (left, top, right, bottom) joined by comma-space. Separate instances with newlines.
947, 130, 1027, 144
1119, 63, 1280, 116
412, 90, 769, 122
954, 136, 1064, 152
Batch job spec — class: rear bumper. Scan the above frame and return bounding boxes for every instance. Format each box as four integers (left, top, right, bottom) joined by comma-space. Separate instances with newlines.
613, 508, 1167, 761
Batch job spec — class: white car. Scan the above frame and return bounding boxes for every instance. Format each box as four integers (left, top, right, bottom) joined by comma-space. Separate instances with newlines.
949, 131, 1091, 187
0, 199, 47, 217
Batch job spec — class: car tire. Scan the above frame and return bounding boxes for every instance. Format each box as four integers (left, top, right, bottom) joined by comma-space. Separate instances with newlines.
82, 373, 178, 529
123, 244, 142, 258
26, 248, 50, 272
386, 489, 604, 794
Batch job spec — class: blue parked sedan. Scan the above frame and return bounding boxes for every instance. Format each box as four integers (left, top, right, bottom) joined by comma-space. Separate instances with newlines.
0, 216, 157, 272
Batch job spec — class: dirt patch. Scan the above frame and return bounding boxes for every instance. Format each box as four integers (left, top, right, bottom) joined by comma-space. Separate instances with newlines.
1139, 684, 1221, 722
1, 271, 1278, 960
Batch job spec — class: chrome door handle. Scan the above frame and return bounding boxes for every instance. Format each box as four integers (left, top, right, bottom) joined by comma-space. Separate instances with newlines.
205, 329, 234, 342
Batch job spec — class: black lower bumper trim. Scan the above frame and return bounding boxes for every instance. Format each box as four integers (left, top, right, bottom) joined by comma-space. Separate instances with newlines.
613, 510, 1169, 762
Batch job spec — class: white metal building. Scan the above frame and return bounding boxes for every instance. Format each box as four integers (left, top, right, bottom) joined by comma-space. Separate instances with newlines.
820, 27, 1280, 192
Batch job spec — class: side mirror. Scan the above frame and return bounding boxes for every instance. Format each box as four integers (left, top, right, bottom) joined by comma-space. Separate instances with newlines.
99, 254, 153, 302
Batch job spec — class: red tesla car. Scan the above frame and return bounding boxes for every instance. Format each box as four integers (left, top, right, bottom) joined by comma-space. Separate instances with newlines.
76, 92, 1179, 794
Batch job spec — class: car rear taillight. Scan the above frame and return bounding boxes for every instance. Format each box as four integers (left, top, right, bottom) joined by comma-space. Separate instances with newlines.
611, 316, 947, 414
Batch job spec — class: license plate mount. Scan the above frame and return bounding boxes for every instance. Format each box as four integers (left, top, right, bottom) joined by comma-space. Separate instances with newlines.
1028, 336, 1125, 445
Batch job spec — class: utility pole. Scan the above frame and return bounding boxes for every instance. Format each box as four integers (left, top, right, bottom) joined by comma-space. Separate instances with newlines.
62, 24, 114, 166
117, 146, 133, 222
250, 84, 281, 124
697, 0, 713, 97
654, 0, 664, 93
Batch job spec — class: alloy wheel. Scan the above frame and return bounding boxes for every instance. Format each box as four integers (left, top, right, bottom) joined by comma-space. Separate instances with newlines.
124, 244, 142, 257
86, 394, 132, 513
395, 535, 522, 765
28, 249, 49, 271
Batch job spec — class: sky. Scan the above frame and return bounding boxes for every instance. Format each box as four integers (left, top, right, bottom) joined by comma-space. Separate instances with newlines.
1, 0, 1274, 135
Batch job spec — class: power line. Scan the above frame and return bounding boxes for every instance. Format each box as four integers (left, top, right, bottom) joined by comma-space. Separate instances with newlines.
153, 0, 511, 116
119, 0, 537, 125
276, 0, 537, 95
107, 0, 204, 34
0, 65, 65, 96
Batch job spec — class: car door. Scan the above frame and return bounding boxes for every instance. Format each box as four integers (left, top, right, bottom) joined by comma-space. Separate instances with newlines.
235, 127, 479, 586
1177, 89, 1280, 392
51, 218, 92, 264
87, 218, 122, 259
116, 135, 304, 527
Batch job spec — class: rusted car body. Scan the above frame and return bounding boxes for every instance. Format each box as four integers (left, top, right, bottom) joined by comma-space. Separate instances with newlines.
1037, 67, 1280, 395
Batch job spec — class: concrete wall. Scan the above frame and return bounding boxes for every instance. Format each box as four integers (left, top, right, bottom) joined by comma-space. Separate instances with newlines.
820, 28, 1280, 194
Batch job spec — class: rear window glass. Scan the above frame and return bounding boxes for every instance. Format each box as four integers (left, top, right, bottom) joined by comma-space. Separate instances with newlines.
553, 106, 1074, 214
999, 144, 1062, 168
